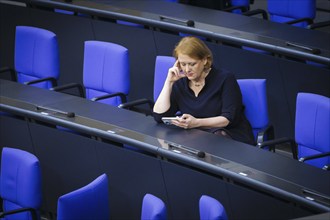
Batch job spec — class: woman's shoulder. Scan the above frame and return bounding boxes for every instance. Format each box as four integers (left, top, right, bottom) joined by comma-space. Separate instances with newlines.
210, 67, 236, 80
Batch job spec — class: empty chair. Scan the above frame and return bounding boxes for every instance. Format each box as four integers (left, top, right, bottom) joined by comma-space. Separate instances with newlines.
52, 40, 129, 106
0, 26, 59, 89
267, 0, 315, 28
259, 93, 330, 169
295, 93, 330, 169
244, 0, 315, 27
199, 195, 228, 220
0, 147, 42, 220
57, 173, 109, 220
237, 79, 274, 146
242, 0, 318, 55
223, 0, 251, 14
141, 194, 167, 220
119, 55, 175, 115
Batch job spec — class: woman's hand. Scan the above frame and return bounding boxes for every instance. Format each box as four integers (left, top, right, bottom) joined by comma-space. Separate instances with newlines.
171, 114, 198, 129
167, 60, 186, 83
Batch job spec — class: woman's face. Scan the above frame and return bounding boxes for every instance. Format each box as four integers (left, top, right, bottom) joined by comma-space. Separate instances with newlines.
177, 54, 206, 81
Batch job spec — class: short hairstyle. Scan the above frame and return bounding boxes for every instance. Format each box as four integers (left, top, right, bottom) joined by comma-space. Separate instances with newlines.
173, 36, 213, 69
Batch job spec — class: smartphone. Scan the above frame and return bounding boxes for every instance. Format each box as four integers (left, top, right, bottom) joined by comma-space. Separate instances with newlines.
161, 117, 178, 125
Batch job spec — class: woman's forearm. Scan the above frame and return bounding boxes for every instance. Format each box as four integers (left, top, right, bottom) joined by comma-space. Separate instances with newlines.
153, 80, 174, 113
195, 116, 230, 128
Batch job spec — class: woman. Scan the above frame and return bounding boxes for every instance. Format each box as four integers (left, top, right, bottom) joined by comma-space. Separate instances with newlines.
153, 36, 255, 145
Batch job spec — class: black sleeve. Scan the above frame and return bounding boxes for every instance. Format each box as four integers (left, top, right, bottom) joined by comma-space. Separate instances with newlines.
220, 73, 243, 126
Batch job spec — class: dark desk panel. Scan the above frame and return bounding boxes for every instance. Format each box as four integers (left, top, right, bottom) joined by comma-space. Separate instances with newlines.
28, 122, 166, 219
104, 0, 255, 28
108, 0, 330, 52
32, 0, 330, 64
0, 115, 34, 155
161, 160, 299, 220
1, 0, 330, 139
1, 79, 329, 219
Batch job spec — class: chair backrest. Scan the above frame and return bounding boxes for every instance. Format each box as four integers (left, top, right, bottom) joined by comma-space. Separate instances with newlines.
15, 26, 59, 89
83, 40, 130, 106
0, 147, 42, 220
141, 193, 167, 220
237, 79, 270, 141
295, 93, 330, 169
153, 56, 176, 102
57, 173, 109, 220
199, 195, 228, 220
268, 0, 316, 27
230, 0, 250, 14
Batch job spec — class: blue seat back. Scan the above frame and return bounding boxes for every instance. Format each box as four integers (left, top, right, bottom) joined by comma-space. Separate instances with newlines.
15, 26, 59, 89
268, 0, 316, 27
295, 93, 330, 169
141, 194, 167, 220
199, 195, 228, 220
57, 173, 109, 220
230, 0, 250, 14
83, 41, 130, 106
153, 56, 176, 101
0, 147, 42, 220
237, 79, 269, 140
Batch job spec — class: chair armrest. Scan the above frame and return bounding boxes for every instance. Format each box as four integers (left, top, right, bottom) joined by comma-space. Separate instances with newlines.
243, 9, 268, 20
118, 98, 154, 116
50, 83, 85, 97
308, 20, 330, 29
118, 98, 154, 109
285, 17, 314, 25
0, 207, 38, 220
255, 124, 275, 145
0, 66, 17, 81
91, 92, 127, 104
258, 137, 298, 159
299, 152, 330, 162
25, 77, 58, 87
222, 5, 249, 13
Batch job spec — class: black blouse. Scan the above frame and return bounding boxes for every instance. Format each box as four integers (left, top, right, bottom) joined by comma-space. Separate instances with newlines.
153, 67, 255, 145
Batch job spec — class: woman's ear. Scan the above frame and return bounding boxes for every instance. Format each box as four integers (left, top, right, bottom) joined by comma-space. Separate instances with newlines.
203, 58, 207, 66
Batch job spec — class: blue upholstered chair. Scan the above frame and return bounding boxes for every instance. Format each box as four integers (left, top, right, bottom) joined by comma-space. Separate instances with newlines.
0, 147, 42, 220
0, 26, 59, 89
57, 173, 109, 220
223, 0, 251, 14
295, 93, 330, 169
245, 0, 328, 66
199, 195, 228, 220
243, 0, 315, 27
259, 93, 330, 170
267, 0, 315, 28
237, 79, 274, 146
119, 55, 175, 115
256, 0, 327, 66
83, 41, 130, 106
141, 194, 167, 220
52, 40, 130, 106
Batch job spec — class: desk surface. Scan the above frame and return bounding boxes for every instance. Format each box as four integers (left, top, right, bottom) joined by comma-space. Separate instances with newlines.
21, 0, 330, 65
1, 79, 329, 211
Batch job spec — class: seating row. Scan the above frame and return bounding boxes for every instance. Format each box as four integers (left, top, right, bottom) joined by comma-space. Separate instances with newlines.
0, 25, 329, 170
0, 147, 228, 220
